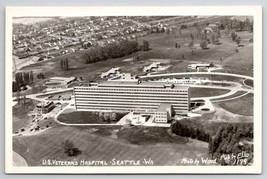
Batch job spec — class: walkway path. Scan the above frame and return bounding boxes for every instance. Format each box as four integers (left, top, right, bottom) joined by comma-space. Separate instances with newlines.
13, 151, 28, 167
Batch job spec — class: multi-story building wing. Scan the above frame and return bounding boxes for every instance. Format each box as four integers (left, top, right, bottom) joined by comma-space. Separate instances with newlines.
73, 80, 190, 116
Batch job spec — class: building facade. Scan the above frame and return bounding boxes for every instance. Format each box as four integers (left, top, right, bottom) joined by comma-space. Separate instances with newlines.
36, 101, 55, 114
154, 103, 172, 123
73, 80, 190, 117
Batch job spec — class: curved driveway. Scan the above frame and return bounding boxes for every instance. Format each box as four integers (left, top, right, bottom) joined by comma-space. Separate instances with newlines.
13, 151, 28, 167
140, 72, 253, 80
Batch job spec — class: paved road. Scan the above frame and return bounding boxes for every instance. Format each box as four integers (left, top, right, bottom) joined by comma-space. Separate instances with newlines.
140, 72, 253, 80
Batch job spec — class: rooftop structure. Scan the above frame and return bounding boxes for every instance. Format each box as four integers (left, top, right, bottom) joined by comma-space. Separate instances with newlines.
50, 77, 75, 84
101, 67, 120, 78
143, 62, 161, 72
108, 73, 139, 82
36, 101, 55, 114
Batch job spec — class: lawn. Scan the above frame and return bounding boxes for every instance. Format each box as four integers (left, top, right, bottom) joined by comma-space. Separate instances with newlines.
12, 99, 37, 133
57, 111, 126, 124
218, 93, 253, 116
13, 125, 209, 166
244, 79, 253, 87
190, 87, 230, 98
117, 126, 188, 145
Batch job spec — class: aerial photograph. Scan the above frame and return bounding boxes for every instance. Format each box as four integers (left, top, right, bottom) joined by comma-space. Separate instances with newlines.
11, 15, 254, 167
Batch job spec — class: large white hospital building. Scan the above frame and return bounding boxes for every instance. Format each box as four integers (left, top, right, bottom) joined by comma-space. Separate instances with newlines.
73, 77, 190, 123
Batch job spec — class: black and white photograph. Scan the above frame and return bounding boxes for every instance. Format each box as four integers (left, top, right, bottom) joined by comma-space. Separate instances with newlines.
5, 6, 262, 174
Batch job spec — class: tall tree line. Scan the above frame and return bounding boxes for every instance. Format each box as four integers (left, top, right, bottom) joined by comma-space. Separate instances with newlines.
13, 71, 34, 92
171, 120, 210, 142
81, 40, 139, 64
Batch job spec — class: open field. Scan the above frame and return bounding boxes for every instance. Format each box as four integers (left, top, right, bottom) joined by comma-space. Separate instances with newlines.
117, 126, 188, 145
190, 87, 230, 98
13, 99, 37, 133
218, 93, 253, 116
13, 125, 209, 166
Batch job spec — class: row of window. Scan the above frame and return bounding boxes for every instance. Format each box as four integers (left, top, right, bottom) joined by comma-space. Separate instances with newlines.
76, 106, 188, 115
75, 98, 188, 104
155, 115, 167, 118
154, 119, 167, 123
74, 93, 188, 98
75, 102, 188, 108
75, 87, 188, 93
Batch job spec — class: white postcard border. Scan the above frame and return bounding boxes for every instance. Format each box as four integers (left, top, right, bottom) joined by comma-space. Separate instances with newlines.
5, 6, 262, 174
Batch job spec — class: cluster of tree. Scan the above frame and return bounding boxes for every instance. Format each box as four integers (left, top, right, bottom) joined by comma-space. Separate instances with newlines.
37, 72, 45, 79
208, 123, 253, 165
171, 121, 210, 142
13, 71, 34, 92
81, 40, 139, 64
211, 33, 221, 45
62, 139, 81, 157
230, 31, 241, 46
60, 58, 69, 70
140, 40, 150, 51
98, 112, 126, 122
219, 18, 253, 32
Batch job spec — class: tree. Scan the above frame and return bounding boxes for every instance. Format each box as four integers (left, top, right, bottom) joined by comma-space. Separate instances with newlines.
231, 31, 237, 41
214, 34, 220, 45
111, 112, 117, 121
200, 40, 207, 49
143, 40, 149, 51
103, 113, 110, 122
165, 28, 170, 37
190, 33, 194, 41
99, 112, 104, 121
62, 139, 78, 157
211, 33, 215, 44
30, 70, 34, 82
16, 90, 20, 105
236, 36, 241, 46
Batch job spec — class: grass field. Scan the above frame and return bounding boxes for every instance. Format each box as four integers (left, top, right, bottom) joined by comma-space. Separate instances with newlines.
13, 125, 209, 166
218, 93, 253, 116
117, 126, 188, 145
190, 87, 230, 98
13, 99, 37, 133
244, 79, 253, 87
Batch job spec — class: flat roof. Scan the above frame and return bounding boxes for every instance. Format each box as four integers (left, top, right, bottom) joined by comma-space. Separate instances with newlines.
75, 81, 189, 89
156, 103, 172, 112
98, 81, 189, 89
50, 77, 75, 81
